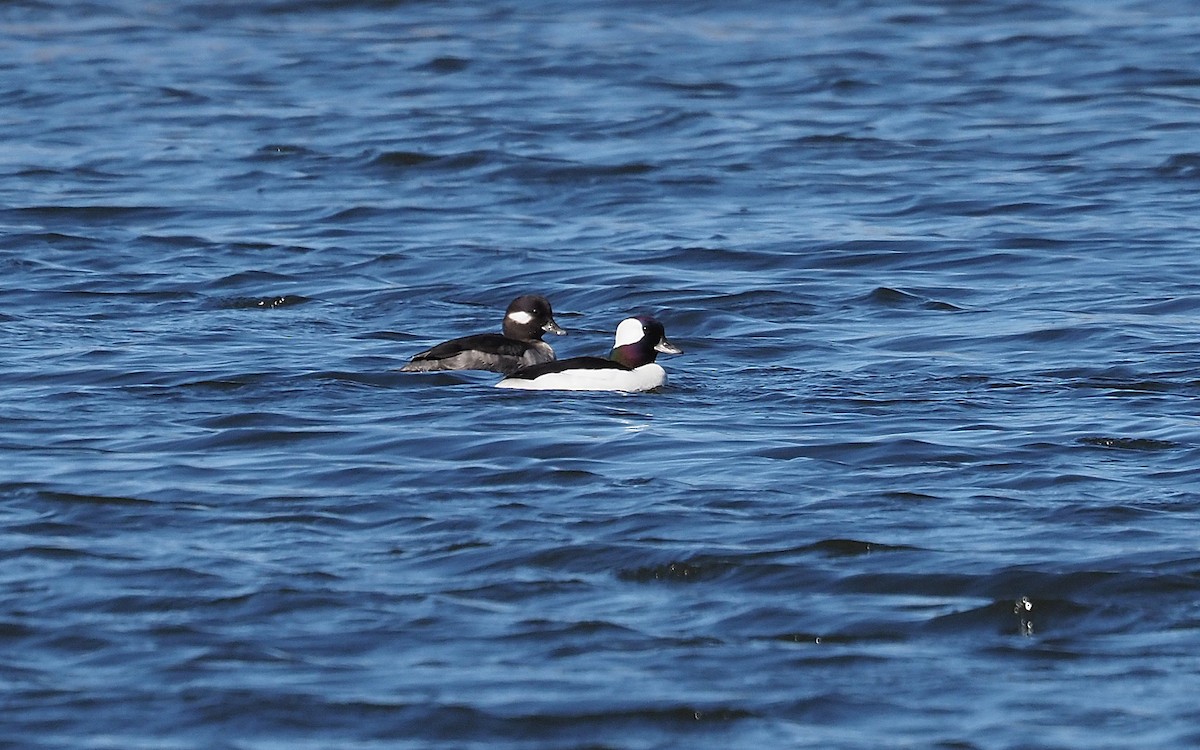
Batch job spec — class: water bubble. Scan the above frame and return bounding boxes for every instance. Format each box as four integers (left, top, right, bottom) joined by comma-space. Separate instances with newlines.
1014, 596, 1034, 636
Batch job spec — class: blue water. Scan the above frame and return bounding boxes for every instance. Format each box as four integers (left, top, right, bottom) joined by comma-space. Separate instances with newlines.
4, 1, 1200, 747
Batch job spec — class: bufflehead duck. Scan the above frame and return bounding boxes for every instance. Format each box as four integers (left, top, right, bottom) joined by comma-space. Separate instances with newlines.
401, 294, 565, 374
496, 315, 682, 392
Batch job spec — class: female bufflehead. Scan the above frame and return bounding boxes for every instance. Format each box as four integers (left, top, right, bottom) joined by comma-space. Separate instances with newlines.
401, 294, 565, 374
496, 315, 681, 392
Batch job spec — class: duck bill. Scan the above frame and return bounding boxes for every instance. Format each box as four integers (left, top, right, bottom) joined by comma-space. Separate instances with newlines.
543, 319, 566, 335
655, 338, 682, 355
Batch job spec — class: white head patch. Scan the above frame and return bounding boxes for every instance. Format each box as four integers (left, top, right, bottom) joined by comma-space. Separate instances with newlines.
507, 310, 535, 326
613, 317, 645, 347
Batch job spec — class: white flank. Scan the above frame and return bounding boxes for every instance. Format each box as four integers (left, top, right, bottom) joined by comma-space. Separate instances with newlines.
496, 364, 666, 392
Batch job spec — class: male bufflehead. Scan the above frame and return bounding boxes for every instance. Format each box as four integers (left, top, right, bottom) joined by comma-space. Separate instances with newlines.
496, 315, 681, 392
401, 294, 565, 374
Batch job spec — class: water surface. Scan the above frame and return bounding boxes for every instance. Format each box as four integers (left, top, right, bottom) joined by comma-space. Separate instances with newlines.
3, 1, 1200, 748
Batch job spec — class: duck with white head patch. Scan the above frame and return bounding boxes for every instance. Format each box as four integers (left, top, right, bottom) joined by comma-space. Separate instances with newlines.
496, 315, 682, 392
401, 294, 565, 374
